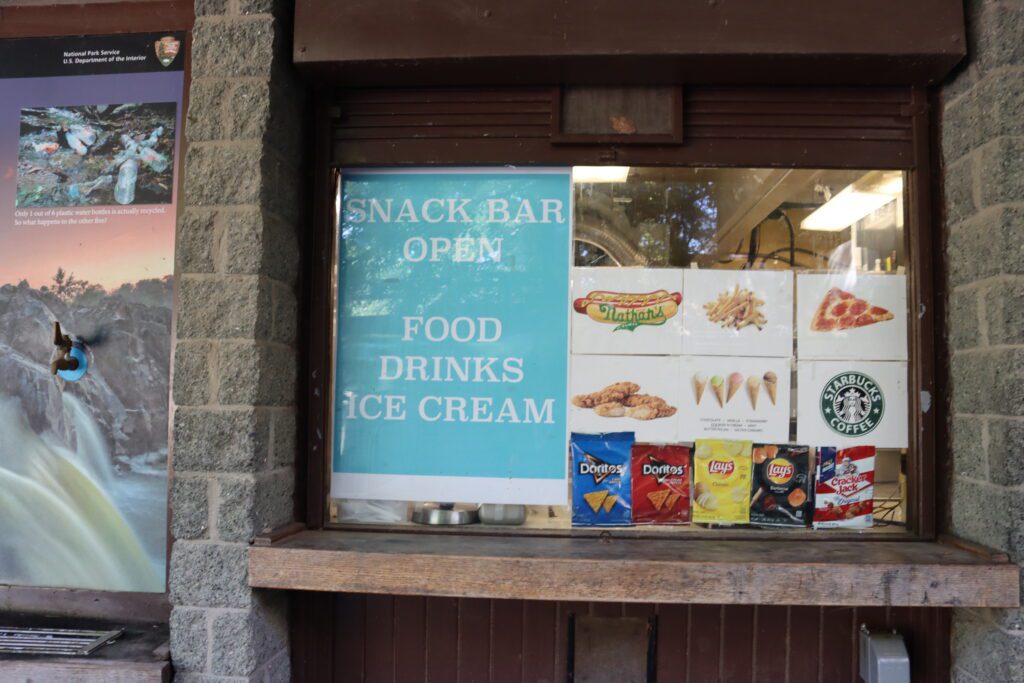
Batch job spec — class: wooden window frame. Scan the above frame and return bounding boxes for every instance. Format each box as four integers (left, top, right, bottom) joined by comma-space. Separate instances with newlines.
302, 85, 941, 543
0, 0, 193, 622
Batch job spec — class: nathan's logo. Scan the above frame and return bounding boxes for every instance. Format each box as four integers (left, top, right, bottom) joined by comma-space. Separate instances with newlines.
707, 459, 735, 478
820, 372, 885, 437
573, 289, 681, 332
765, 458, 794, 485
154, 36, 181, 67
641, 456, 685, 484
579, 453, 624, 484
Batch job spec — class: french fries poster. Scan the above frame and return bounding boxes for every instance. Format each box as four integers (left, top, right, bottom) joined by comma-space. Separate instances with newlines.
331, 169, 571, 505
682, 269, 794, 357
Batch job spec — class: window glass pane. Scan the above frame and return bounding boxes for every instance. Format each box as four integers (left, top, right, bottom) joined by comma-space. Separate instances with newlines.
329, 166, 909, 534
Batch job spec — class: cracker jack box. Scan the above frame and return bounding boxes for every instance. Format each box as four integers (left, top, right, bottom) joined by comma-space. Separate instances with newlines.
571, 432, 634, 526
813, 446, 875, 529
692, 439, 753, 525
750, 444, 813, 528
631, 444, 691, 524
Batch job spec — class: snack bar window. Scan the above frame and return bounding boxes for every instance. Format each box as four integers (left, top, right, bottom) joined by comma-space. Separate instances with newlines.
325, 165, 913, 536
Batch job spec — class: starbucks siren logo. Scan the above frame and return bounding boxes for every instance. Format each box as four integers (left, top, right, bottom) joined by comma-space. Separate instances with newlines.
819, 372, 884, 436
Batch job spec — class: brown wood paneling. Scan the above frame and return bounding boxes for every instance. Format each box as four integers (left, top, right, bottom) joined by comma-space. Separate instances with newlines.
394, 596, 427, 682
754, 605, 789, 683
489, 600, 523, 683
786, 606, 821, 683
521, 600, 557, 683
330, 86, 916, 170
292, 594, 951, 683
294, 0, 965, 86
818, 606, 856, 683
425, 597, 459, 683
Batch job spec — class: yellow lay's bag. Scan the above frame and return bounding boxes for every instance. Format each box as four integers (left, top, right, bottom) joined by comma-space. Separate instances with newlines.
692, 439, 753, 525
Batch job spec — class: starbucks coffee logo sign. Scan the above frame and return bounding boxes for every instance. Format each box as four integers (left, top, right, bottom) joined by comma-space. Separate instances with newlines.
819, 372, 884, 436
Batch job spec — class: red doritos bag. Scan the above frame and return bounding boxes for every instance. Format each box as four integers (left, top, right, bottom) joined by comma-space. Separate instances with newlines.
631, 444, 690, 524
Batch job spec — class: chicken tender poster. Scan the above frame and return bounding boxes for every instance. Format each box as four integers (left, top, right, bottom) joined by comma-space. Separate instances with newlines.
0, 33, 184, 592
332, 169, 571, 504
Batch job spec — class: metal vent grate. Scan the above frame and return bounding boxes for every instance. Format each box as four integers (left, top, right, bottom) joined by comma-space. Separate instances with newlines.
0, 627, 124, 656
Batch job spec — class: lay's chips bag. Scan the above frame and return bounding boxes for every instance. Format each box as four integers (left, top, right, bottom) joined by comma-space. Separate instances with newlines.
571, 432, 633, 526
692, 439, 753, 525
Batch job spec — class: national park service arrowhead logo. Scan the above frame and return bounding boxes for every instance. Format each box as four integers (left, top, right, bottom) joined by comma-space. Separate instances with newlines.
820, 371, 885, 437
154, 36, 180, 67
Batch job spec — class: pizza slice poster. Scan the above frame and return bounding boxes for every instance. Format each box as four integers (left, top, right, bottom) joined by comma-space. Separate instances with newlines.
795, 273, 908, 360
796, 360, 909, 449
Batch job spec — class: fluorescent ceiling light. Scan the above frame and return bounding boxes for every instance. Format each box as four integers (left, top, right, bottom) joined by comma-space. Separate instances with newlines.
572, 166, 630, 183
801, 172, 903, 232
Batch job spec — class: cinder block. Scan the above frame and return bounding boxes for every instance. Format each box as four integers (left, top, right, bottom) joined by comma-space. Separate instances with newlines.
271, 281, 298, 345
183, 143, 263, 208
176, 209, 218, 274
947, 208, 1024, 287
951, 416, 987, 480
979, 137, 1024, 206
989, 419, 1024, 486
950, 477, 1016, 554
948, 287, 982, 351
169, 542, 251, 609
984, 277, 1024, 346
952, 608, 1024, 681
173, 407, 271, 472
171, 475, 210, 540
173, 340, 215, 406
943, 155, 976, 227
216, 470, 295, 542
169, 607, 208, 673
191, 17, 276, 79
270, 409, 297, 469
209, 598, 288, 676
216, 341, 297, 407
176, 275, 273, 340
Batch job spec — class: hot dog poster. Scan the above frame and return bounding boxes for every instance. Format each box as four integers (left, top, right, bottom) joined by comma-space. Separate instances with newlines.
796, 360, 909, 449
679, 356, 792, 443
332, 169, 571, 505
682, 269, 794, 357
796, 273, 908, 361
571, 267, 684, 355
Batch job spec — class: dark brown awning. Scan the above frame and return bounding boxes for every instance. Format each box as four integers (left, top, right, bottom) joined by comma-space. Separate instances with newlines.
294, 0, 966, 86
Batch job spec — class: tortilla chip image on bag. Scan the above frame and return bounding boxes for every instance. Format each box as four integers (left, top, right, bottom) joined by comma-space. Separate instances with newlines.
692, 439, 753, 525
571, 432, 634, 526
632, 444, 690, 524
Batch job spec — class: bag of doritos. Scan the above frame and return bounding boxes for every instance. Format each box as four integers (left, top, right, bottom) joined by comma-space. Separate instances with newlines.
632, 444, 690, 524
571, 432, 633, 526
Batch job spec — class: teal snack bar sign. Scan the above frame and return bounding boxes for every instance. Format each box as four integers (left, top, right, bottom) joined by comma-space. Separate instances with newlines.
332, 169, 571, 504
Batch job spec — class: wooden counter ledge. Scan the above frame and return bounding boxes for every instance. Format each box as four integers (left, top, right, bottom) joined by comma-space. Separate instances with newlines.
248, 529, 1020, 607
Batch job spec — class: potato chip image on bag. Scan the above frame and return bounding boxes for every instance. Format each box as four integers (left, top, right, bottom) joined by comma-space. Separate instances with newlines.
632, 444, 690, 524
692, 439, 753, 525
571, 432, 634, 526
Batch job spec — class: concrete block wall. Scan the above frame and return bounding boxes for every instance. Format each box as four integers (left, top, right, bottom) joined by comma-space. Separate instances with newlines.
168, 0, 305, 679
943, 1, 1024, 680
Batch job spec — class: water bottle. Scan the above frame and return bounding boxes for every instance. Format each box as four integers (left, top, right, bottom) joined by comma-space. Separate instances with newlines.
115, 159, 138, 205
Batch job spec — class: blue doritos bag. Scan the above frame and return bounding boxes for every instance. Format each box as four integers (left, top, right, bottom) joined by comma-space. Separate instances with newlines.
571, 432, 634, 526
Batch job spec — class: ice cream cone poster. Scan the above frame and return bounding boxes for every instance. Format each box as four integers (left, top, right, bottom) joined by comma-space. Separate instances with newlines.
682, 269, 794, 357
796, 273, 907, 360
679, 356, 791, 443
571, 355, 681, 442
796, 360, 908, 448
571, 267, 684, 355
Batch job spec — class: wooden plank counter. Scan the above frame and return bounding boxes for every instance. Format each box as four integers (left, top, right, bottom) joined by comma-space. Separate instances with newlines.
248, 530, 1019, 607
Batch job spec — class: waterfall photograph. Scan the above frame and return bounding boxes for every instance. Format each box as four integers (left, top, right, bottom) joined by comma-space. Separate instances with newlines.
0, 273, 171, 592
